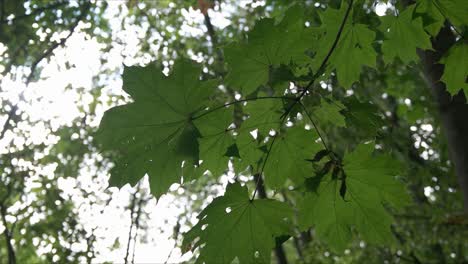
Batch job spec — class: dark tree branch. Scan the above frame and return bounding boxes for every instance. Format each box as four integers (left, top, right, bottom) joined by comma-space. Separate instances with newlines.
130, 192, 146, 264
0, 184, 15, 264
124, 184, 140, 264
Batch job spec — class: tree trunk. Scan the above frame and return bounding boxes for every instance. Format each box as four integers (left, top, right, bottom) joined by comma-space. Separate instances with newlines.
418, 24, 468, 213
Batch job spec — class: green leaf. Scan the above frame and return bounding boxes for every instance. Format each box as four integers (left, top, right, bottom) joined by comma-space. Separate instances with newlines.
434, 0, 468, 28
96, 59, 216, 197
312, 97, 346, 128
415, 0, 445, 36
224, 5, 315, 94
380, 5, 432, 64
343, 98, 383, 139
298, 174, 353, 251
440, 43, 468, 96
316, 4, 377, 87
416, 0, 468, 36
299, 143, 410, 251
241, 97, 285, 135
264, 126, 321, 188
183, 183, 293, 264
195, 106, 235, 177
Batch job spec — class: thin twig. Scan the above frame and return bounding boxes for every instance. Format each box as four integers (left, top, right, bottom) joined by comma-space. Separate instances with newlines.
124, 183, 140, 264
299, 101, 331, 152
192, 96, 292, 120
281, 0, 354, 119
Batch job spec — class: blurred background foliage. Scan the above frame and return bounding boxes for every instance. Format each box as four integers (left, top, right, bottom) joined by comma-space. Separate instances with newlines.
0, 0, 466, 263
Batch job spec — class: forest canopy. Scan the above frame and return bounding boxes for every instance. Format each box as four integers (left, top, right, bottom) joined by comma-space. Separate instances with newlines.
0, 0, 467, 263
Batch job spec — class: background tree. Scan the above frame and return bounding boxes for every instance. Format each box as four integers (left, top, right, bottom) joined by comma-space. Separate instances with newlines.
0, 0, 467, 263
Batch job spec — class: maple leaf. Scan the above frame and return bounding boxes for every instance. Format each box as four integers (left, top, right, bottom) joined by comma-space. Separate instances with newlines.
315, 3, 377, 87
241, 97, 285, 135
183, 182, 293, 264
224, 5, 317, 94
195, 106, 236, 177
343, 98, 384, 139
380, 5, 432, 64
312, 97, 346, 128
416, 0, 468, 36
299, 143, 410, 251
440, 43, 468, 96
263, 126, 321, 188
96, 59, 216, 197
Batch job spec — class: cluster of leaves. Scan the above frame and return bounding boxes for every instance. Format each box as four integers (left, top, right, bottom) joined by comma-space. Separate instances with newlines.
96, 1, 467, 263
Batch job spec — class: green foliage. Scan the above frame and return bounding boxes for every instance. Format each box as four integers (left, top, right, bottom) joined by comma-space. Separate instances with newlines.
380, 6, 432, 64
316, 3, 377, 87
224, 5, 315, 94
183, 182, 293, 264
440, 43, 468, 95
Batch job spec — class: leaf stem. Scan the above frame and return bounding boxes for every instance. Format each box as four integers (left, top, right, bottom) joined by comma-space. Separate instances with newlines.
192, 96, 293, 120
299, 102, 331, 153
282, 0, 355, 119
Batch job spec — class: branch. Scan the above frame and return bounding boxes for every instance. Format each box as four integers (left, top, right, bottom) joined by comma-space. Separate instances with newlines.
299, 101, 331, 153
130, 192, 146, 264
0, 180, 15, 264
192, 96, 292, 120
124, 184, 140, 264
0, 204, 16, 264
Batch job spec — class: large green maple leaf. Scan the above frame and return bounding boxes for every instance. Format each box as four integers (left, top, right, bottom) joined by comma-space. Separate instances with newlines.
224, 5, 316, 94
315, 3, 377, 88
299, 143, 410, 251
380, 5, 432, 64
96, 59, 216, 197
183, 182, 293, 264
440, 43, 468, 96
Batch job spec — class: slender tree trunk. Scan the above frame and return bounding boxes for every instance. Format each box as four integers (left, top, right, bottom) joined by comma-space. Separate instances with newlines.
1, 205, 16, 264
418, 24, 468, 213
